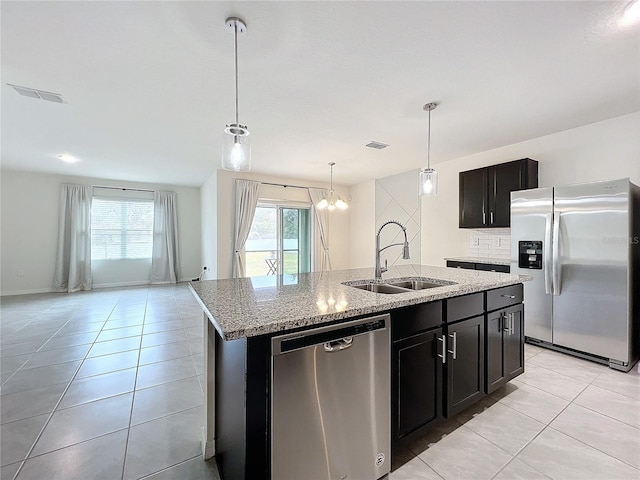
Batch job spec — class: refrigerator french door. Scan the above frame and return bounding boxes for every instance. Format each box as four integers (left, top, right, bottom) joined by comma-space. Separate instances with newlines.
511, 178, 639, 371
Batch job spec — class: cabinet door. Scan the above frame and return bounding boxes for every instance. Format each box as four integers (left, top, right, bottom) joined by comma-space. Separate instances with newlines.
475, 263, 510, 273
459, 168, 487, 228
486, 310, 506, 394
445, 316, 485, 417
488, 161, 524, 227
393, 329, 443, 439
504, 304, 524, 381
446, 261, 475, 270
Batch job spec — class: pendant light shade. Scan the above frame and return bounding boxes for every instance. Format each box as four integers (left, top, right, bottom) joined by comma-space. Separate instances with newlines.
317, 162, 348, 211
419, 102, 438, 196
222, 17, 251, 172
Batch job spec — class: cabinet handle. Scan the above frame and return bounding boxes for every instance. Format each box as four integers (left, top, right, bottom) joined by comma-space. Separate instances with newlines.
501, 294, 516, 299
511, 313, 515, 335
490, 212, 494, 224
498, 313, 504, 332
437, 335, 446, 364
448, 332, 457, 360
483, 208, 486, 225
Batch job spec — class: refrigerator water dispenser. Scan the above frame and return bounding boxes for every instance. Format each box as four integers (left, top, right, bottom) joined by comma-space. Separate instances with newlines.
518, 241, 542, 269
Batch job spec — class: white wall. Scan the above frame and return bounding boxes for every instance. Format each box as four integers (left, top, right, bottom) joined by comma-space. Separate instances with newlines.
348, 180, 376, 268
200, 170, 218, 280
421, 112, 640, 266
376, 170, 421, 267
0, 170, 202, 295
200, 169, 351, 279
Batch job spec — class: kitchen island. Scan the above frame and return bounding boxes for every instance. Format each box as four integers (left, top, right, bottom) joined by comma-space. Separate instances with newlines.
189, 264, 528, 479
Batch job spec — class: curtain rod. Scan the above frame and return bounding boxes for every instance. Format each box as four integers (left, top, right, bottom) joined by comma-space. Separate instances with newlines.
260, 181, 312, 190
93, 185, 154, 193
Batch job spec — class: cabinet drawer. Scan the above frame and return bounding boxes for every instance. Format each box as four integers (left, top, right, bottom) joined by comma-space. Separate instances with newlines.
486, 284, 523, 311
391, 301, 443, 341
446, 261, 475, 270
446, 293, 484, 323
475, 263, 510, 273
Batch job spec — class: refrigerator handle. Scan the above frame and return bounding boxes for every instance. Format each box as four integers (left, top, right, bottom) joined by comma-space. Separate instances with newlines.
544, 213, 553, 295
552, 213, 561, 296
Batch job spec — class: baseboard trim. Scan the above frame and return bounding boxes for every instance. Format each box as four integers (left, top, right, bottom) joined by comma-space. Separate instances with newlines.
0, 287, 55, 297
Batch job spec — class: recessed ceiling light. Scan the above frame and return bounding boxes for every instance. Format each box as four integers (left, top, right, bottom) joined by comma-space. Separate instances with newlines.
57, 153, 79, 164
620, 0, 640, 27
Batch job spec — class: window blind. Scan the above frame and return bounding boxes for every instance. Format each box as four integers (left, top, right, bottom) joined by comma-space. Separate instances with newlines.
91, 197, 154, 260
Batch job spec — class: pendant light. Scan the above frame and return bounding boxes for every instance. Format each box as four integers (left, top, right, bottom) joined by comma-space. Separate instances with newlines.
222, 17, 250, 172
317, 162, 348, 211
419, 102, 438, 196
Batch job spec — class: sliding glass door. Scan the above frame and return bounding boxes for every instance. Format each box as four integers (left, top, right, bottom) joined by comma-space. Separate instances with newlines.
245, 205, 311, 277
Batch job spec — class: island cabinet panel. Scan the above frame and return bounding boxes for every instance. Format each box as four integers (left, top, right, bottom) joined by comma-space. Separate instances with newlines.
393, 329, 443, 438
485, 284, 525, 394
444, 315, 485, 417
391, 302, 444, 445
215, 334, 270, 480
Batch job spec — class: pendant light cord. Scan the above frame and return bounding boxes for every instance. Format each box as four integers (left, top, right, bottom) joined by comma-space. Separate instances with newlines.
234, 22, 239, 126
427, 108, 431, 170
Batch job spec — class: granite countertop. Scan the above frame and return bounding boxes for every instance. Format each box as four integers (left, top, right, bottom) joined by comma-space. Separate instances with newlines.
189, 264, 528, 341
445, 256, 511, 266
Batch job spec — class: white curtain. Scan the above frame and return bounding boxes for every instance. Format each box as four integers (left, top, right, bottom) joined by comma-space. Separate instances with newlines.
233, 179, 260, 278
150, 191, 180, 284
53, 184, 92, 292
308, 188, 331, 272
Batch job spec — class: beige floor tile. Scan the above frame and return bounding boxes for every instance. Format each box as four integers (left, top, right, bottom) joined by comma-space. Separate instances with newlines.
592, 368, 640, 400
574, 384, 640, 429
391, 457, 443, 479
75, 350, 140, 379
144, 456, 220, 480
463, 403, 545, 455
491, 380, 570, 424
1, 414, 48, 467
123, 407, 203, 480
493, 458, 551, 480
550, 404, 640, 468
527, 350, 606, 384
419, 425, 512, 480
17, 429, 127, 480
517, 428, 639, 480
515, 364, 588, 401
59, 368, 137, 409
131, 376, 202, 425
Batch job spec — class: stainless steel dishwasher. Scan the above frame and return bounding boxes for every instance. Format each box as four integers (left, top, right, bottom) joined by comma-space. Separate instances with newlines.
271, 314, 390, 480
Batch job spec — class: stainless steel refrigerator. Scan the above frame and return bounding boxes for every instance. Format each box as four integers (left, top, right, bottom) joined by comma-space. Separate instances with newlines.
511, 178, 640, 371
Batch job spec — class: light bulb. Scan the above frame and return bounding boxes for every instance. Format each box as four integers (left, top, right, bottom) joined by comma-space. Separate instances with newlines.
317, 198, 329, 209
328, 202, 336, 211
621, 0, 640, 26
335, 197, 348, 210
230, 142, 245, 168
423, 179, 433, 194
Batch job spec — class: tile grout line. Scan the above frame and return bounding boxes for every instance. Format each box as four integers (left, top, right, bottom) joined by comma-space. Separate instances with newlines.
119, 288, 151, 480
10, 294, 123, 480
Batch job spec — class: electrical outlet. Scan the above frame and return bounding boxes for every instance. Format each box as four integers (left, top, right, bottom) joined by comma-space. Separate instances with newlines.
472, 237, 480, 246
17, 268, 24, 277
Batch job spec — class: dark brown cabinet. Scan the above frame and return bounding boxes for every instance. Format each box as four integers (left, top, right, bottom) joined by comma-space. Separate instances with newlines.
446, 260, 510, 273
486, 288, 525, 394
393, 329, 443, 438
445, 315, 485, 417
459, 158, 538, 228
391, 302, 443, 440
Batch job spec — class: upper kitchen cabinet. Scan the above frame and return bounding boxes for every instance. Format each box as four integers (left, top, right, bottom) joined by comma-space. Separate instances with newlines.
459, 158, 538, 228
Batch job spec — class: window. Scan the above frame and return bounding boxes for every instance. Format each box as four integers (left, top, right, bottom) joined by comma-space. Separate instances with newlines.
91, 198, 154, 260
245, 205, 311, 277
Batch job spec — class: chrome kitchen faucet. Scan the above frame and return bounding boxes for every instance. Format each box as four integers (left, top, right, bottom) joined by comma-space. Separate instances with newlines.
375, 220, 410, 282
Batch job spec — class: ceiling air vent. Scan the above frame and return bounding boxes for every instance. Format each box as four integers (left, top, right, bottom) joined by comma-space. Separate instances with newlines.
365, 141, 389, 150
8, 84, 66, 103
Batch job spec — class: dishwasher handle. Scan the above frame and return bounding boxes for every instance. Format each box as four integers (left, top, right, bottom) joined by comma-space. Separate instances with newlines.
324, 337, 353, 352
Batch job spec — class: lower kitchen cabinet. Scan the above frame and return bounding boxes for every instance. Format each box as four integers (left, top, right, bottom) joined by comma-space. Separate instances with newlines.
445, 315, 485, 417
393, 328, 443, 438
486, 303, 525, 394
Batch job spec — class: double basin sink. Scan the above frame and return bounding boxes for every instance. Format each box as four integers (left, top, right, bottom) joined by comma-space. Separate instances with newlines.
343, 277, 456, 294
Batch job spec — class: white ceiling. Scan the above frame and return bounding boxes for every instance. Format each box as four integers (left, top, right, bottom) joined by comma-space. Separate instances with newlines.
1, 1, 638, 187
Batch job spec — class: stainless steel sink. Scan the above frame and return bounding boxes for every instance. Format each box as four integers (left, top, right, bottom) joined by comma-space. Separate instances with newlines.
344, 277, 456, 294
386, 280, 450, 290
349, 283, 412, 294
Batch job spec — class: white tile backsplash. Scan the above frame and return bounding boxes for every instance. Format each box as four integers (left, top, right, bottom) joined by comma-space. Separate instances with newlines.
468, 229, 511, 259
